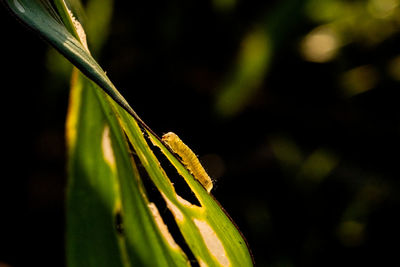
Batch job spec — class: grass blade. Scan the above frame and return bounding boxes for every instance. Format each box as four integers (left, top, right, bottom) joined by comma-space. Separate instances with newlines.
5, 1, 254, 266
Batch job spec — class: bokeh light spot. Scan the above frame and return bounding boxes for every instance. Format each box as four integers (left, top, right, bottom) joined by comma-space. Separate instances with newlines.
300, 25, 340, 63
341, 65, 379, 97
368, 0, 399, 19
337, 220, 365, 247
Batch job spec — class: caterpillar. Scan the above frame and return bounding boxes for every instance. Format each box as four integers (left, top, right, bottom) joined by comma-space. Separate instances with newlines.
162, 132, 213, 193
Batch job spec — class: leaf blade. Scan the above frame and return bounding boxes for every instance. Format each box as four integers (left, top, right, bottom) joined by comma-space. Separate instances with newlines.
5, 1, 254, 266
67, 70, 191, 266
5, 0, 142, 126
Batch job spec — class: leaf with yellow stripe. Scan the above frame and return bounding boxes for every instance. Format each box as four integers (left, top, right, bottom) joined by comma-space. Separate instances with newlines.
4, 0, 254, 266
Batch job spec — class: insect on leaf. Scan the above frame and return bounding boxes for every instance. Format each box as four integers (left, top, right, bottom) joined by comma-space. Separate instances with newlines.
162, 132, 214, 193
4, 0, 254, 266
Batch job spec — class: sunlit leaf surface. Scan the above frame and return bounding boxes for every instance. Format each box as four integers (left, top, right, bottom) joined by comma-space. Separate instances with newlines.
4, 0, 254, 266
67, 71, 190, 266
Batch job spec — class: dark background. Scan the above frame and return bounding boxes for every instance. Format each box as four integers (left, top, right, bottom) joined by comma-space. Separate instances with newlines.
2, 0, 400, 266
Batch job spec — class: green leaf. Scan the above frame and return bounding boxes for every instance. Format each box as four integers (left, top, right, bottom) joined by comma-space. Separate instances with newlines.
146, 132, 253, 266
5, 0, 254, 266
66, 69, 253, 266
67, 70, 190, 266
4, 0, 142, 125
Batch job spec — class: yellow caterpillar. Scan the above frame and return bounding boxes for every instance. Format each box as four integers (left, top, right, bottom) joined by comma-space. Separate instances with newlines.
162, 132, 213, 193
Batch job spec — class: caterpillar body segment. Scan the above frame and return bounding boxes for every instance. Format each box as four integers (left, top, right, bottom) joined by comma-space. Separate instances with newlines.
162, 132, 213, 193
